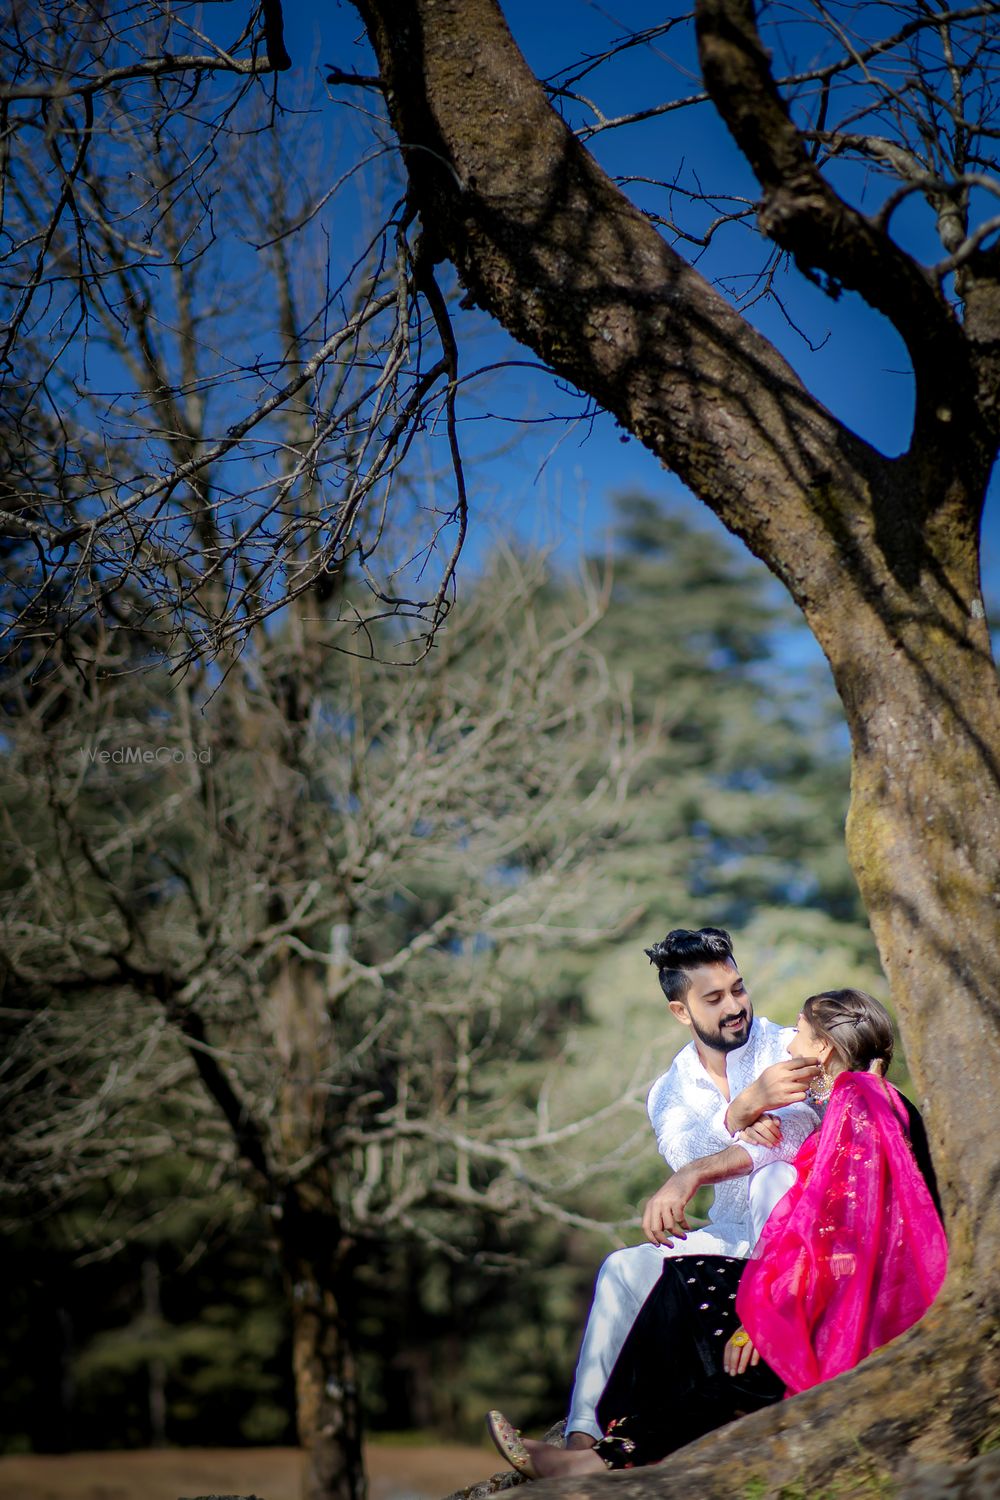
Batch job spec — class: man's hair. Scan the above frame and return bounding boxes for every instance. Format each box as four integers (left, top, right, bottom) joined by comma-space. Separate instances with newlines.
643, 927, 735, 1005
802, 989, 895, 1075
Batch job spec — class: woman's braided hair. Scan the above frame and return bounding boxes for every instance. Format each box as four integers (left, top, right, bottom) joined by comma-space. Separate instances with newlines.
802, 988, 895, 1075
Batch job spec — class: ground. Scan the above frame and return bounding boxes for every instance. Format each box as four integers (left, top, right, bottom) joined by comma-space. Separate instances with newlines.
0, 1444, 494, 1500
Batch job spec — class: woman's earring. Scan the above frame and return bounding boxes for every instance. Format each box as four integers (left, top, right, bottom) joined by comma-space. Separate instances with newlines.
806, 1066, 834, 1105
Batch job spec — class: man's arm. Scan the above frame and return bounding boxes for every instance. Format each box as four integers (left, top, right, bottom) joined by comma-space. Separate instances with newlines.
648, 1079, 744, 1173
644, 1047, 822, 1246
724, 1057, 819, 1135
642, 1144, 753, 1247
648, 1058, 819, 1175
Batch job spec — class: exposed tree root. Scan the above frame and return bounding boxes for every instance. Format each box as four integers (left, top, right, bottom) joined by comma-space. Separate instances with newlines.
442, 1293, 1000, 1500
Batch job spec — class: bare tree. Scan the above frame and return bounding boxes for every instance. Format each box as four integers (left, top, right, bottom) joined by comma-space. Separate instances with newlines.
0, 540, 647, 1500
1, 26, 648, 1491
0, 0, 479, 662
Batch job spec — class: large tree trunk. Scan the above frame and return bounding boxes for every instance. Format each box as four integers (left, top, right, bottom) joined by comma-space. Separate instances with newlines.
530, 1317, 1000, 1498
817, 521, 1000, 1284
350, 0, 1000, 1487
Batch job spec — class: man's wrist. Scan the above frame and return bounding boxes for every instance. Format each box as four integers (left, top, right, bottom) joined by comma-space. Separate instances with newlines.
726, 1082, 758, 1135
676, 1161, 701, 1194
689, 1145, 753, 1184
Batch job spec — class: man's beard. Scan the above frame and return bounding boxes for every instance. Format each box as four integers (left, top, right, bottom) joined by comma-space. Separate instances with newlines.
692, 1007, 752, 1053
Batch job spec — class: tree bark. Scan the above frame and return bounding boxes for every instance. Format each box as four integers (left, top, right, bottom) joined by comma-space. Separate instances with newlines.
495, 1316, 1000, 1497
284, 1247, 365, 1500
271, 937, 365, 1500
142, 1253, 168, 1447
823, 544, 1000, 1284
350, 0, 1000, 1485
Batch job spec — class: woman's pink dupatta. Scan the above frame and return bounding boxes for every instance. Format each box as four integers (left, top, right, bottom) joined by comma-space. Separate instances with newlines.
735, 1072, 947, 1395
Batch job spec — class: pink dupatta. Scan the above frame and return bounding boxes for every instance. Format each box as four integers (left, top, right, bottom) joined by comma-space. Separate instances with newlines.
735, 1072, 947, 1395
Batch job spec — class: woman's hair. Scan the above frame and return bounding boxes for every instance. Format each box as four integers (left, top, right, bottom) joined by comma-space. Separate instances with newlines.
802, 989, 895, 1075
643, 927, 735, 1005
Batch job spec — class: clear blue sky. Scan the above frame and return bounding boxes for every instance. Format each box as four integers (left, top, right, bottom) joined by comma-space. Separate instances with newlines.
284, 2, 999, 622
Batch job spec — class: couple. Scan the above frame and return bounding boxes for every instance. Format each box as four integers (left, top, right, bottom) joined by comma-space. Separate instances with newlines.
487, 927, 947, 1479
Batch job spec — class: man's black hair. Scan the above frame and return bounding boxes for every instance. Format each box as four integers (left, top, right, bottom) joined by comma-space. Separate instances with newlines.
643, 927, 735, 1005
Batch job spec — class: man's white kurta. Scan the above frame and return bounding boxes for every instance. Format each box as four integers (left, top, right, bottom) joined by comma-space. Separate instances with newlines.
565, 1017, 819, 1439
645, 1015, 819, 1252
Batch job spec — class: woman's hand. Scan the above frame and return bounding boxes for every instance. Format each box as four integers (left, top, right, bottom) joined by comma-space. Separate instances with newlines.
723, 1327, 760, 1377
736, 1114, 782, 1148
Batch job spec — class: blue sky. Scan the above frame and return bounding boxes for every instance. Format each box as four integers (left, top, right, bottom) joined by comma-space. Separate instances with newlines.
283, 2, 999, 627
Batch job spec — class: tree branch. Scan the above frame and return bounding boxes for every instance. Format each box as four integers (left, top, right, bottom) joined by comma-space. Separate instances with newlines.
0, 50, 289, 103
353, 0, 887, 619
113, 960, 276, 1193
694, 0, 973, 433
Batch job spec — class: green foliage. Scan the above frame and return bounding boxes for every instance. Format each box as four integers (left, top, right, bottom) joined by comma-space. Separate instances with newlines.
589, 493, 866, 927
0, 1190, 293, 1453
493, 496, 885, 1239
344, 496, 890, 1440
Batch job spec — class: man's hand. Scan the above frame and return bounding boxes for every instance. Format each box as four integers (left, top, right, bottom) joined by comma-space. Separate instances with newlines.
642, 1165, 699, 1247
755, 1057, 821, 1107
725, 1057, 820, 1133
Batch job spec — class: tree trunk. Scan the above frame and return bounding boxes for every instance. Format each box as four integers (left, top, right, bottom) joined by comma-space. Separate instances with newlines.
142, 1252, 168, 1447
818, 561, 1000, 1285
271, 935, 367, 1500
522, 1303, 1000, 1498
285, 1250, 366, 1500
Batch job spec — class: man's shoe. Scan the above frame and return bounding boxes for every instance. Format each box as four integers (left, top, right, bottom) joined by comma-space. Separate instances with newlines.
486, 1410, 538, 1480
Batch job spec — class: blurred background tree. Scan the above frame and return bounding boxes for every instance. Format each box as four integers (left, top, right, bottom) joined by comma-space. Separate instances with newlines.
0, 540, 644, 1497
0, 493, 885, 1475
0, 24, 640, 1491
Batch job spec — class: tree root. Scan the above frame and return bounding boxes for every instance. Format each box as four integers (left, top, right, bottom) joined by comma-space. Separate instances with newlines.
441, 1294, 1000, 1500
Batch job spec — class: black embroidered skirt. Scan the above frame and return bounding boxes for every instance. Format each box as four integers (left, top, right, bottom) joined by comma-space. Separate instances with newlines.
593, 1254, 785, 1469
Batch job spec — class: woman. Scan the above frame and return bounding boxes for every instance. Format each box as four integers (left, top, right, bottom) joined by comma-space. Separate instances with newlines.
487, 989, 947, 1479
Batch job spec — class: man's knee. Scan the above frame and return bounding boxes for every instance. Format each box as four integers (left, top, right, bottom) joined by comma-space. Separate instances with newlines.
748, 1161, 796, 1230
595, 1243, 663, 1300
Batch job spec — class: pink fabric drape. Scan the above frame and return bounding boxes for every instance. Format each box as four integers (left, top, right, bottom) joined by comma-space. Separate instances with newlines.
736, 1072, 947, 1395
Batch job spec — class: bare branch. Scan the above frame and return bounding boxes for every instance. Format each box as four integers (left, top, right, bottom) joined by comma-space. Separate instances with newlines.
0, 50, 287, 103
694, 0, 969, 418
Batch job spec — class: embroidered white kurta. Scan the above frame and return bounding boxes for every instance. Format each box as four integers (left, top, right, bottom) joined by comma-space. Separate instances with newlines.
645, 1015, 820, 1249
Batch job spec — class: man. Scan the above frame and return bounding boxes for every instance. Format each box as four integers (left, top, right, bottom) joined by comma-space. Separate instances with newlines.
564, 926, 820, 1447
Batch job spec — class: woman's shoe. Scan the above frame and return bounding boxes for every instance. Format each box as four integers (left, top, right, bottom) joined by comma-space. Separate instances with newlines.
485, 1410, 538, 1479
